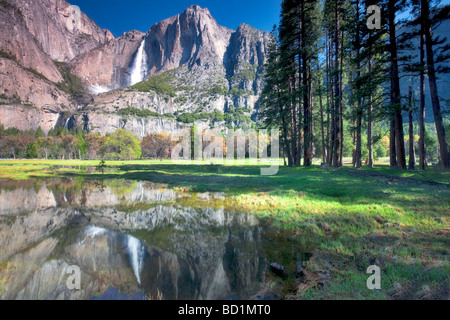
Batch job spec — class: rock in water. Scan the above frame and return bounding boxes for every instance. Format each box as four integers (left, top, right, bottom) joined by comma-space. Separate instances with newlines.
270, 263, 287, 278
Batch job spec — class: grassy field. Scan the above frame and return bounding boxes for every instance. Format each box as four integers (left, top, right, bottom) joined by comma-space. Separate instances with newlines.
0, 159, 449, 300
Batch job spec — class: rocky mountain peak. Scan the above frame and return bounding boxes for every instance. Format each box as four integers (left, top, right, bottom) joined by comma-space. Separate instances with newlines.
183, 4, 211, 15
237, 23, 258, 34
179, 4, 216, 27
144, 5, 232, 76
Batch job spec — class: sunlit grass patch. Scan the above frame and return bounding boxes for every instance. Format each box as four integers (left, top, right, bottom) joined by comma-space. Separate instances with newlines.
0, 159, 448, 299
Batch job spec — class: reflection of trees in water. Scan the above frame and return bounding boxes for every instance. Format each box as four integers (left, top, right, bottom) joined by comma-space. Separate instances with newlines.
104, 180, 138, 199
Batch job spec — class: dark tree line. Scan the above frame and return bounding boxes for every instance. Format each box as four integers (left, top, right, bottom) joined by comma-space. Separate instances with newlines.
260, 0, 449, 169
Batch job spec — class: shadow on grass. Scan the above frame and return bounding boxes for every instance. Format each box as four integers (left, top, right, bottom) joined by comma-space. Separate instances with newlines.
15, 163, 450, 299
295, 228, 450, 300
53, 163, 450, 219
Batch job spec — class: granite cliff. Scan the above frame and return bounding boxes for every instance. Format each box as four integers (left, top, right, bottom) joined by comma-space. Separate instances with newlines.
0, 1, 271, 137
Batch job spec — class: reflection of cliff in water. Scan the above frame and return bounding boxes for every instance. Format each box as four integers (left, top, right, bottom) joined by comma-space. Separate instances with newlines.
0, 179, 277, 300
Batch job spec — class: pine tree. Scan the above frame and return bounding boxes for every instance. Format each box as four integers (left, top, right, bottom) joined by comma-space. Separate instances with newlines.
324, 0, 344, 167
387, 0, 407, 169
299, 0, 320, 166
279, 0, 301, 166
348, 0, 365, 168
260, 29, 293, 165
261, 0, 320, 167
421, 0, 449, 168
406, 1, 449, 168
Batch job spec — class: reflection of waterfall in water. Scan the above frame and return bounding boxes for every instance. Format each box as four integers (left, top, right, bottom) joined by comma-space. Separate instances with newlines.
127, 235, 145, 285
129, 37, 148, 86
79, 227, 145, 285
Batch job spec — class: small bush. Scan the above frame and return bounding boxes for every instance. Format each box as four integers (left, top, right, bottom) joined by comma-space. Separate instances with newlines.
119, 107, 160, 118
54, 62, 86, 95
132, 72, 176, 97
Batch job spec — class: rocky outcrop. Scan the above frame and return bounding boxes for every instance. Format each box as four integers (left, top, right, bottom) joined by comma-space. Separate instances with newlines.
0, 0, 112, 133
80, 112, 185, 138
0, 1, 71, 103
0, 104, 62, 133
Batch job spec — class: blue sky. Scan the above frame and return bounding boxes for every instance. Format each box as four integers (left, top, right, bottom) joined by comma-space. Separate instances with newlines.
68, 0, 449, 37
69, 0, 282, 37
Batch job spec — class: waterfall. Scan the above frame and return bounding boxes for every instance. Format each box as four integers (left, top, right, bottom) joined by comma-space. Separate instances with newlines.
129, 37, 148, 86
127, 235, 145, 285
64, 118, 70, 130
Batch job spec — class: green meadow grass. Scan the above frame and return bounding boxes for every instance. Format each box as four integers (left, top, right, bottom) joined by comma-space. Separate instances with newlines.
0, 159, 449, 299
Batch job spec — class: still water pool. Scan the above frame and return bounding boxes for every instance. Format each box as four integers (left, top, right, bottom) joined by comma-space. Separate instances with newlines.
0, 178, 305, 300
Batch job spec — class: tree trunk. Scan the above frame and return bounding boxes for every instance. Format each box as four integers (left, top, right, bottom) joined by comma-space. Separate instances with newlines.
390, 119, 397, 168
310, 68, 315, 161
326, 33, 332, 165
275, 67, 292, 167
304, 66, 312, 166
408, 86, 415, 170
421, 0, 449, 168
354, 1, 362, 168
339, 29, 344, 167
332, 0, 341, 168
299, 1, 311, 167
326, 112, 331, 164
368, 102, 373, 168
388, 0, 406, 170
355, 113, 362, 168
419, 25, 426, 170
367, 33, 374, 168
289, 74, 297, 165
318, 73, 326, 164
291, 74, 300, 166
